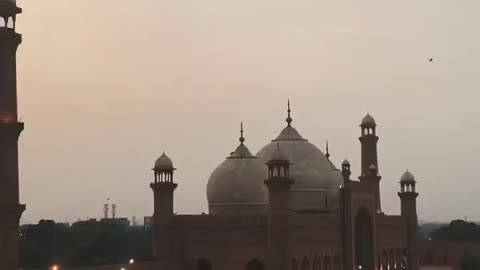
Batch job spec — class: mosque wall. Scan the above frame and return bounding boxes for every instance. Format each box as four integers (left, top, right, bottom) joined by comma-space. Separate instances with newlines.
376, 215, 407, 250
289, 190, 329, 211
288, 213, 343, 268
171, 215, 269, 270
374, 215, 408, 269
418, 241, 480, 270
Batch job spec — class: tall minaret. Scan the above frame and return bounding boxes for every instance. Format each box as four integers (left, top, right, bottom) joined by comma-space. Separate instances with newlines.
0, 1, 25, 269
359, 114, 382, 212
359, 113, 378, 176
398, 171, 419, 270
150, 152, 177, 269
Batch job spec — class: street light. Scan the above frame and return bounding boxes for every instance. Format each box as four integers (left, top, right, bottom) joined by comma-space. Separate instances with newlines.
51, 265, 59, 270
129, 258, 135, 264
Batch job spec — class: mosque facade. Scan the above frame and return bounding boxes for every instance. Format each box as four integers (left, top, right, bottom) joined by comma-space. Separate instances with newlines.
150, 105, 419, 270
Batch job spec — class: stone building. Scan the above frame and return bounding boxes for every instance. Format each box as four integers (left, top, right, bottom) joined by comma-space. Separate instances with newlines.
150, 105, 419, 270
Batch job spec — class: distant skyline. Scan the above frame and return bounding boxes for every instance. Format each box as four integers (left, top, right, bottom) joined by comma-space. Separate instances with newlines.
17, 0, 480, 223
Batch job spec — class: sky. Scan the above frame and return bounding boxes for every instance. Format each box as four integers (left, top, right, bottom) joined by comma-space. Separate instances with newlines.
15, 0, 480, 224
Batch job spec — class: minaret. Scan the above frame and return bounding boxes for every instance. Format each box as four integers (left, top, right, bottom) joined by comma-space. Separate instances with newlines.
398, 170, 419, 270
366, 164, 382, 212
339, 159, 354, 270
359, 114, 378, 176
0, 1, 25, 270
359, 114, 382, 212
150, 152, 177, 268
264, 143, 293, 270
341, 159, 351, 184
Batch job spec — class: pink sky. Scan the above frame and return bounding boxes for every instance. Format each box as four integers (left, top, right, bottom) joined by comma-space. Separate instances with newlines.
16, 0, 480, 223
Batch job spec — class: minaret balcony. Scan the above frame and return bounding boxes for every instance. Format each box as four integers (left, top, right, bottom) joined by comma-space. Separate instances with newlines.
0, 120, 23, 139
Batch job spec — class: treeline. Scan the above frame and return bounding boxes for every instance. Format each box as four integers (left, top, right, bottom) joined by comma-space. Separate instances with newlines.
429, 219, 480, 242
20, 220, 154, 269
19, 219, 480, 269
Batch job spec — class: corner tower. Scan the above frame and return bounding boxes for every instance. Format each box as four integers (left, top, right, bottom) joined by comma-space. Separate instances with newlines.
359, 114, 382, 212
398, 171, 419, 270
359, 113, 378, 176
150, 152, 177, 268
0, 1, 25, 269
264, 143, 293, 270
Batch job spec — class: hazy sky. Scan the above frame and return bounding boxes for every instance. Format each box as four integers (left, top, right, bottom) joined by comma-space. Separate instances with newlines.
16, 0, 480, 223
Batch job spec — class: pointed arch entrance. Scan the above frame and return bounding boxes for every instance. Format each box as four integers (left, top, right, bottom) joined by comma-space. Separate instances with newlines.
196, 258, 212, 270
355, 209, 374, 270
246, 258, 264, 270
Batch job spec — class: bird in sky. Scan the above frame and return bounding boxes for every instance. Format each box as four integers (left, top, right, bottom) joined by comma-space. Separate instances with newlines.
429, 58, 433, 62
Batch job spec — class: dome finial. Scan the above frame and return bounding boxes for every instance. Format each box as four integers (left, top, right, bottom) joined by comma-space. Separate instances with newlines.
325, 140, 330, 160
286, 99, 293, 127
239, 121, 245, 145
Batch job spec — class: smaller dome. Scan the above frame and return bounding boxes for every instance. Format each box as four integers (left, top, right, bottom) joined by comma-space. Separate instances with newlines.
361, 113, 377, 127
154, 152, 174, 170
268, 142, 290, 163
400, 171, 415, 183
342, 159, 350, 166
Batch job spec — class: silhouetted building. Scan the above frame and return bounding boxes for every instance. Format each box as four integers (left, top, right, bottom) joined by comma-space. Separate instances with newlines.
100, 217, 130, 226
150, 106, 419, 270
0, 1, 24, 269
144, 216, 153, 230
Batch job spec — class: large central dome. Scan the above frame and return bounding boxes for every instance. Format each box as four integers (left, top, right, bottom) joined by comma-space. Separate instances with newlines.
256, 105, 342, 211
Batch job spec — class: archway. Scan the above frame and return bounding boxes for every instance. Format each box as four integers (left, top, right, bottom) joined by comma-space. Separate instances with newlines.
196, 258, 212, 270
333, 255, 341, 270
395, 249, 403, 269
381, 251, 388, 270
292, 258, 299, 270
301, 258, 310, 270
313, 257, 321, 270
324, 256, 332, 270
425, 252, 434, 265
389, 250, 395, 269
246, 258, 265, 270
401, 249, 408, 269
355, 209, 374, 270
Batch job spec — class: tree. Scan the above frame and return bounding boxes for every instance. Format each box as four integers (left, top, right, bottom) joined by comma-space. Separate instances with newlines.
429, 220, 480, 242
20, 220, 154, 268
461, 253, 480, 270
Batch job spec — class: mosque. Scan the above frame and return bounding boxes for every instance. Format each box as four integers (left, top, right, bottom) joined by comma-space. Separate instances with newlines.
150, 104, 419, 270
